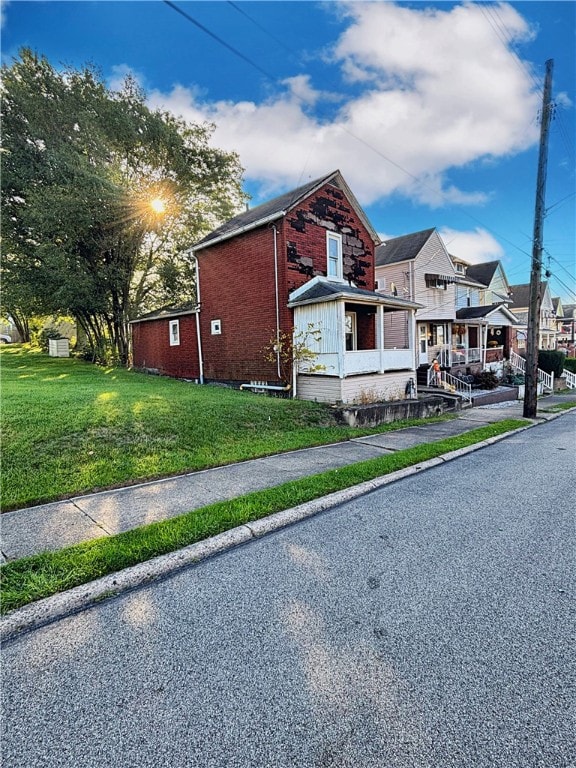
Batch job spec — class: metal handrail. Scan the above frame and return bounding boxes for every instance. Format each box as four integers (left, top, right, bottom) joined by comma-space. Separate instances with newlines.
427, 364, 472, 402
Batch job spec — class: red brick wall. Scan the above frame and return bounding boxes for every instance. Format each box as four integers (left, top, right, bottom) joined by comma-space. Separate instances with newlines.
131, 315, 200, 379
132, 182, 377, 385
283, 182, 375, 296
198, 226, 283, 382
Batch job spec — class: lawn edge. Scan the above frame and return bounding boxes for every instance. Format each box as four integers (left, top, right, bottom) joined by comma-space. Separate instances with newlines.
0, 418, 541, 642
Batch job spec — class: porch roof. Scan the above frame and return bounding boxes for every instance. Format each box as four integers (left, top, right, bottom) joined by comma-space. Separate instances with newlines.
288, 277, 422, 310
455, 303, 519, 324
130, 303, 198, 324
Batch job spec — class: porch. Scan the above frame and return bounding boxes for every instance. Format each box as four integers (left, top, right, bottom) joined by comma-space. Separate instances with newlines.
288, 277, 421, 404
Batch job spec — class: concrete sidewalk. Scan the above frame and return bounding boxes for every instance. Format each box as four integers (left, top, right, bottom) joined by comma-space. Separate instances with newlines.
2, 394, 574, 563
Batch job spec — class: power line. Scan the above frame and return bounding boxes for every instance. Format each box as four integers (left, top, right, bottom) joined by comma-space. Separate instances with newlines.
163, 0, 563, 283
163, 1, 276, 81
227, 2, 295, 56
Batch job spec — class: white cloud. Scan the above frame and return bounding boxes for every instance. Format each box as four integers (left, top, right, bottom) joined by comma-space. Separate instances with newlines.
1, 0, 9, 29
146, 2, 540, 208
439, 227, 505, 265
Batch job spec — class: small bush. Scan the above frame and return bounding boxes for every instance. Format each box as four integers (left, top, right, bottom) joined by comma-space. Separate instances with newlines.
564, 357, 576, 374
538, 350, 565, 378
474, 370, 499, 390
35, 326, 64, 351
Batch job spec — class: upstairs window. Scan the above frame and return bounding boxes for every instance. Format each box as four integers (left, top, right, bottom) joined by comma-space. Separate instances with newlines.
169, 319, 180, 346
327, 232, 343, 280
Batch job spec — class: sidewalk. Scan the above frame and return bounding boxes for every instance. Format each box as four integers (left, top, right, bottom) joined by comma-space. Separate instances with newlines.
2, 394, 574, 563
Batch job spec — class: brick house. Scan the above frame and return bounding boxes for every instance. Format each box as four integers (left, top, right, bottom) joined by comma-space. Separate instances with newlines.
131, 171, 421, 404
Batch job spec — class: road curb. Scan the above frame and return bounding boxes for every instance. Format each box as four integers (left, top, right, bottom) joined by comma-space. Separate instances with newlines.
0, 412, 569, 642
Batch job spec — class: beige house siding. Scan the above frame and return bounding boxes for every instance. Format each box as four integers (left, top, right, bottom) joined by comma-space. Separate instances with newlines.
384, 311, 410, 348
297, 371, 413, 404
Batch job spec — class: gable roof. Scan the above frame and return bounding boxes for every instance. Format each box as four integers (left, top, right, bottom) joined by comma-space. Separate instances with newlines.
375, 228, 436, 267
456, 304, 519, 324
465, 261, 501, 287
508, 282, 548, 309
194, 170, 379, 250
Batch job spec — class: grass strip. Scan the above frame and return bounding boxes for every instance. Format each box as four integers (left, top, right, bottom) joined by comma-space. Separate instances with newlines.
540, 402, 576, 413
1, 419, 527, 614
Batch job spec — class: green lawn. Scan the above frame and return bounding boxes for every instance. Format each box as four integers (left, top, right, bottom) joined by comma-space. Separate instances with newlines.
0, 418, 527, 614
1, 346, 448, 510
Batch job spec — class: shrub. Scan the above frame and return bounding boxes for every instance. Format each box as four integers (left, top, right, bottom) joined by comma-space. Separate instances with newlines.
35, 326, 64, 351
474, 370, 499, 390
538, 350, 565, 378
564, 357, 576, 374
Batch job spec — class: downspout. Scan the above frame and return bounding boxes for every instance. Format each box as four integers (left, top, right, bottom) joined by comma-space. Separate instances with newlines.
189, 250, 204, 384
270, 224, 281, 379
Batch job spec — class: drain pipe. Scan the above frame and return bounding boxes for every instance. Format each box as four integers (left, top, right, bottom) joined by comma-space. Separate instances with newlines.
188, 249, 204, 384
270, 223, 282, 379
239, 383, 292, 392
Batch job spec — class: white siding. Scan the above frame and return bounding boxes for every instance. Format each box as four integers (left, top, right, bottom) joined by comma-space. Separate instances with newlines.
413, 231, 457, 321
486, 308, 514, 326
294, 303, 340, 353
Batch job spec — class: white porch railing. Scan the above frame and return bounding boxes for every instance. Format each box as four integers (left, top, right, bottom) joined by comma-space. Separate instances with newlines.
509, 350, 554, 392
306, 349, 414, 377
563, 369, 576, 389
450, 346, 482, 365
427, 366, 473, 402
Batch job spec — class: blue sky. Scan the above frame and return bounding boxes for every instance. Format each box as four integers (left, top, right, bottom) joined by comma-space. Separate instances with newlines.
2, 1, 575, 303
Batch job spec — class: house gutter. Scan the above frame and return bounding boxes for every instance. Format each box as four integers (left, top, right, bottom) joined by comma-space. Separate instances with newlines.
194, 212, 286, 252
188, 249, 204, 385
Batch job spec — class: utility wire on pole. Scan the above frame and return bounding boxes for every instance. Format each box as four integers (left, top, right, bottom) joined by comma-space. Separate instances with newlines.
524, 59, 554, 419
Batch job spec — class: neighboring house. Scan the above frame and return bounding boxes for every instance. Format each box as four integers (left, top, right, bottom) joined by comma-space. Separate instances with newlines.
375, 228, 457, 370
508, 282, 557, 350
131, 171, 421, 404
454, 259, 518, 370
464, 260, 512, 306
558, 302, 575, 343
374, 229, 518, 379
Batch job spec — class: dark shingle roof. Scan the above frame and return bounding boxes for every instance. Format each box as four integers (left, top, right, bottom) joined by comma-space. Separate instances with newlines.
508, 282, 548, 309
194, 170, 381, 250
375, 228, 435, 267
464, 261, 501, 287
130, 303, 197, 323
456, 303, 517, 322
288, 279, 421, 310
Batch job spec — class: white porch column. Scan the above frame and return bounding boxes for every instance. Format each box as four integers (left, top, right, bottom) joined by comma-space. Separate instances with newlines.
378, 305, 385, 373
410, 311, 417, 371
337, 301, 345, 378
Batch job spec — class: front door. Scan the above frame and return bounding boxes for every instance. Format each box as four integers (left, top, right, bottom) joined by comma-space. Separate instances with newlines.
418, 324, 428, 366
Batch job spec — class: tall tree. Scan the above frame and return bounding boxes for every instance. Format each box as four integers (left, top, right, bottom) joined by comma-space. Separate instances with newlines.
1, 49, 246, 363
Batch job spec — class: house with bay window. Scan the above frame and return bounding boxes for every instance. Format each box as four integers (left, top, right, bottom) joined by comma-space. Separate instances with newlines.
131, 171, 421, 404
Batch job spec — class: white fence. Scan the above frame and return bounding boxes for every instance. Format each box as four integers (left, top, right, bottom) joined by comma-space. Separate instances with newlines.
563, 369, 576, 389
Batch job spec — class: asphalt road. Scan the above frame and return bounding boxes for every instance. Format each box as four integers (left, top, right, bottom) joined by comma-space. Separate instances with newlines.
2, 413, 575, 768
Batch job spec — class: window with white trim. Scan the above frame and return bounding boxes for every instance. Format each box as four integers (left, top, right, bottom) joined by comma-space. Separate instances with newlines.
345, 312, 357, 351
327, 232, 343, 280
211, 319, 222, 335
169, 319, 180, 346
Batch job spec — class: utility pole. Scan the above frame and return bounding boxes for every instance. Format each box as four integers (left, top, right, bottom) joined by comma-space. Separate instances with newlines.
524, 59, 554, 419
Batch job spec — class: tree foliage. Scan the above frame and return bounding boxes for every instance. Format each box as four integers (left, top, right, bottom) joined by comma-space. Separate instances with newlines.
1, 48, 246, 362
